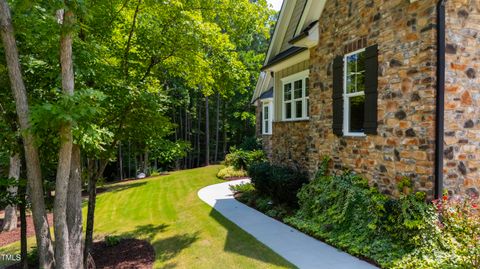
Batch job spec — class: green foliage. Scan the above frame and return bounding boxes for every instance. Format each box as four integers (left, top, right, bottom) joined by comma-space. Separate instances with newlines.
104, 235, 123, 247
217, 166, 248, 179
224, 148, 266, 171
284, 157, 480, 268
229, 182, 254, 193
248, 162, 308, 207
238, 137, 263, 151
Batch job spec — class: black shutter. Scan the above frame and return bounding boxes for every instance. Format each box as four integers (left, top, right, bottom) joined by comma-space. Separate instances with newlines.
364, 45, 378, 135
332, 56, 344, 136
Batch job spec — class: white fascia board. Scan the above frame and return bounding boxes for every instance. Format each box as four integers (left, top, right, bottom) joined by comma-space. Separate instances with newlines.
262, 49, 310, 73
291, 23, 319, 48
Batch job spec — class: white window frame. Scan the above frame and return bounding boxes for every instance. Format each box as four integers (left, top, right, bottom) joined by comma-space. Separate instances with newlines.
281, 70, 310, 121
343, 48, 366, 137
261, 99, 273, 135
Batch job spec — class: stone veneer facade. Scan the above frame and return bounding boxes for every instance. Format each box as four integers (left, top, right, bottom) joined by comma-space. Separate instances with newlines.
443, 0, 480, 196
259, 0, 480, 197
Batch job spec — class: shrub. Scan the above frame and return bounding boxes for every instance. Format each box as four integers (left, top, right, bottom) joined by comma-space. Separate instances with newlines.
105, 235, 123, 247
248, 162, 308, 207
217, 166, 248, 179
229, 182, 255, 193
224, 148, 266, 171
238, 136, 263, 151
285, 157, 439, 267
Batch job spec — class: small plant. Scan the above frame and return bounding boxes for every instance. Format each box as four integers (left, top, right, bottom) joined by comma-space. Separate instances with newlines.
105, 235, 123, 247
229, 183, 255, 193
217, 166, 248, 179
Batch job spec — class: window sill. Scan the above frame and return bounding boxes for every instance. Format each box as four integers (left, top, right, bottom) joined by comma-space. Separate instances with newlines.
262, 133, 272, 136
343, 132, 366, 138
279, 118, 310, 123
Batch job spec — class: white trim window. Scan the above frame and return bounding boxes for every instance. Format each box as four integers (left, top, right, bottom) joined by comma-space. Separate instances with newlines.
282, 70, 309, 121
262, 100, 273, 135
343, 49, 366, 136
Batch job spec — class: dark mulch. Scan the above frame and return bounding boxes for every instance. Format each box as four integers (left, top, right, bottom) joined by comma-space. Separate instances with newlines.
91, 239, 155, 269
0, 212, 53, 247
223, 176, 250, 181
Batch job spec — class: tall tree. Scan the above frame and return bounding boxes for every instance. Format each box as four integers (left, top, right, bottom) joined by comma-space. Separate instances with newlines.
53, 6, 76, 267
0, 1, 55, 267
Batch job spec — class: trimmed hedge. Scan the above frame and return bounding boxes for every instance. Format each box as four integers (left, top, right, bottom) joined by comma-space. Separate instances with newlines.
248, 162, 308, 207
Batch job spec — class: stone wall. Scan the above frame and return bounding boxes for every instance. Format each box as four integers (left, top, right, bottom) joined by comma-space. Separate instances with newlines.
443, 0, 480, 196
271, 121, 310, 170
307, 0, 438, 197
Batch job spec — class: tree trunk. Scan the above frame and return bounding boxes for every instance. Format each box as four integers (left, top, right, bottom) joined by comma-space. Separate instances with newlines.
53, 8, 76, 268
214, 94, 220, 163
196, 99, 201, 167
19, 181, 28, 269
205, 95, 210, 166
144, 150, 149, 175
67, 145, 83, 269
119, 142, 123, 180
84, 159, 107, 268
2, 153, 20, 231
0, 1, 54, 267
222, 102, 228, 159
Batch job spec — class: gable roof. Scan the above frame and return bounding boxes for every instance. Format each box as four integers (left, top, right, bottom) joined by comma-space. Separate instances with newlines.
252, 0, 327, 103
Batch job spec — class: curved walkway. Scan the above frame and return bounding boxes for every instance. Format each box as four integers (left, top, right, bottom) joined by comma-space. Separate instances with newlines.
198, 179, 377, 269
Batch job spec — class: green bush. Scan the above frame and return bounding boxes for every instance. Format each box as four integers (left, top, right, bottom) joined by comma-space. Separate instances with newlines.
217, 166, 248, 179
224, 148, 266, 171
105, 235, 123, 247
284, 157, 480, 268
229, 182, 255, 193
248, 162, 308, 207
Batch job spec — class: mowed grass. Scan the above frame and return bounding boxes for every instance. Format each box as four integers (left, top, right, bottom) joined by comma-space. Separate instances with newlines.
1, 165, 294, 269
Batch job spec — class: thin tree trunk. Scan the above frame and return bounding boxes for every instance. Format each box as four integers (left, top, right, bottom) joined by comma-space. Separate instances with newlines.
144, 150, 149, 175
123, 0, 142, 78
205, 95, 210, 166
214, 93, 220, 163
2, 153, 20, 231
53, 8, 75, 268
84, 159, 107, 268
196, 99, 201, 167
222, 101, 227, 159
119, 142, 123, 180
67, 145, 83, 269
128, 140, 131, 178
19, 180, 27, 269
0, 1, 54, 267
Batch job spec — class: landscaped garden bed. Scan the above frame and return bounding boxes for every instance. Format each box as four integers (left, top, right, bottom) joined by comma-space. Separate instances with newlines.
232, 157, 480, 269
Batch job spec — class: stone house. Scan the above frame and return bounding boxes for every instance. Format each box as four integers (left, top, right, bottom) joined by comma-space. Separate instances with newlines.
252, 0, 480, 198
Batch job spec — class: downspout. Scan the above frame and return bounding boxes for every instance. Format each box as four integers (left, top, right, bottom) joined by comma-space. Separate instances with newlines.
435, 0, 446, 199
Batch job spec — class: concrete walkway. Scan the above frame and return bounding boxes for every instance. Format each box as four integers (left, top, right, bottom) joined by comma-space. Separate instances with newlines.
198, 179, 378, 269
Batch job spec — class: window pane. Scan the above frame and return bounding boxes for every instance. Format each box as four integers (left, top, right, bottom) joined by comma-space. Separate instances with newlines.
284, 83, 292, 101
263, 106, 269, 120
285, 103, 292, 119
264, 120, 269, 134
294, 80, 302, 99
305, 78, 309, 96
296, 100, 303, 118
349, 95, 365, 133
346, 51, 366, 94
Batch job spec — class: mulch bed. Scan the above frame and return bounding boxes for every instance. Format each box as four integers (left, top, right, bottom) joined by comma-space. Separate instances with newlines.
0, 212, 53, 247
223, 176, 250, 181
91, 239, 155, 269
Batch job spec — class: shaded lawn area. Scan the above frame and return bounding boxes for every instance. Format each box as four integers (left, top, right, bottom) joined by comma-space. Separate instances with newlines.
1, 165, 294, 269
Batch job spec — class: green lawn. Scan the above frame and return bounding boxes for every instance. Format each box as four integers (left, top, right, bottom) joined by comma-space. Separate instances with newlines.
1, 166, 294, 269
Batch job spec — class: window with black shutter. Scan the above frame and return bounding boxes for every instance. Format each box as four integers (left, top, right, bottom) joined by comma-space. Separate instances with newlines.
332, 45, 378, 136
332, 56, 344, 136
